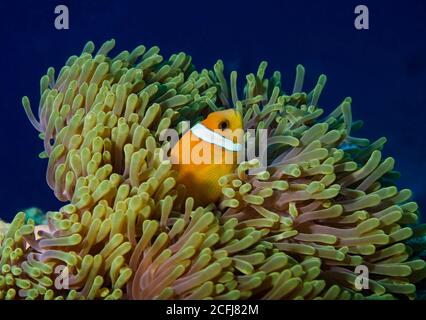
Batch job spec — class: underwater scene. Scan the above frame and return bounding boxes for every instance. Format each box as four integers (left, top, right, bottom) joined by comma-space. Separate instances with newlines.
1, 0, 426, 301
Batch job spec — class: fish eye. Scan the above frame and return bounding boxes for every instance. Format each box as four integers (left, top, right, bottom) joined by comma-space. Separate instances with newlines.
219, 120, 229, 130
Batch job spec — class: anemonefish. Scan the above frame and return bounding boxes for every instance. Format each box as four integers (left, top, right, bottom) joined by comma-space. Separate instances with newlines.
170, 109, 244, 207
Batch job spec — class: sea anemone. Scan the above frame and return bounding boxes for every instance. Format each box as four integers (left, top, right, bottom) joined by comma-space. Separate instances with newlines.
0, 39, 425, 300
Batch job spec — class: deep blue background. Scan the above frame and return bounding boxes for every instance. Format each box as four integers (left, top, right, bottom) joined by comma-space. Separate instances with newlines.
0, 0, 425, 221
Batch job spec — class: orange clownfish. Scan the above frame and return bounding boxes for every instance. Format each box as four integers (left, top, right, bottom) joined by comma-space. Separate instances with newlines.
170, 109, 244, 207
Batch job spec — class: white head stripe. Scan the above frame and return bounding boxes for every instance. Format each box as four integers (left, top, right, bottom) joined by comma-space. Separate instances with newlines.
191, 123, 242, 152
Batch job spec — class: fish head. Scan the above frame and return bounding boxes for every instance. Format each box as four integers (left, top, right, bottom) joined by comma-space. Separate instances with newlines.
201, 109, 243, 143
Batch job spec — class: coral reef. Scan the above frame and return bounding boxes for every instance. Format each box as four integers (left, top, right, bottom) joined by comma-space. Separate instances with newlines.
0, 40, 425, 300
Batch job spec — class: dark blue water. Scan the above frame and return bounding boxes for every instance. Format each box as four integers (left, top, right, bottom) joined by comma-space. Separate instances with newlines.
0, 0, 425, 221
